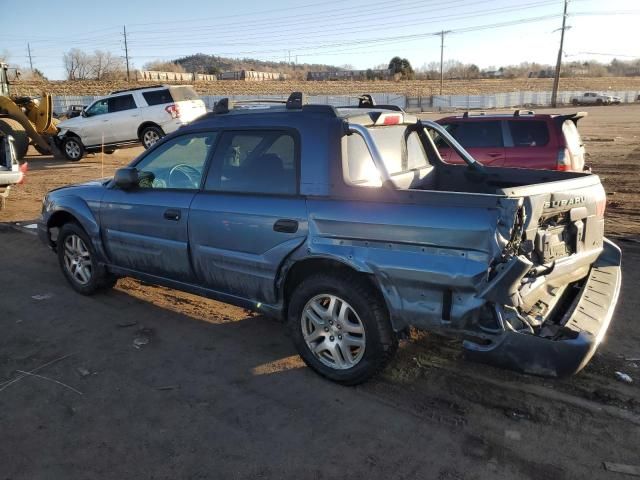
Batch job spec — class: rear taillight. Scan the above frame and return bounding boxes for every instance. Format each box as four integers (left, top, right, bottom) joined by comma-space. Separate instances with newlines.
556, 147, 571, 171
595, 189, 607, 218
165, 104, 181, 119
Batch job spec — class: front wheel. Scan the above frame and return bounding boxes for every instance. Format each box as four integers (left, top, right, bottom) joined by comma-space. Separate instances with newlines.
288, 273, 397, 385
140, 125, 164, 149
57, 223, 116, 295
572, 99, 579, 106
61, 136, 84, 161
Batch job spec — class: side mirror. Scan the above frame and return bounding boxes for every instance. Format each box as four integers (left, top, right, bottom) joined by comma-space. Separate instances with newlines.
81, 109, 88, 117
114, 167, 139, 190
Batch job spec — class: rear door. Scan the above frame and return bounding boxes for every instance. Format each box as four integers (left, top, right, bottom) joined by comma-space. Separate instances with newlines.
439, 120, 505, 166
504, 119, 556, 169
104, 94, 140, 144
189, 129, 307, 303
100, 131, 217, 282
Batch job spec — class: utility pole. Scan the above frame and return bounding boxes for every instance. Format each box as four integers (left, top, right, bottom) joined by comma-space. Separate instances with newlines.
438, 30, 451, 95
551, 0, 569, 108
27, 43, 33, 71
123, 25, 130, 82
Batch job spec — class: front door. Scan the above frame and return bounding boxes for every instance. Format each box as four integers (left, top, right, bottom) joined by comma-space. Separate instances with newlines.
100, 131, 217, 282
189, 130, 307, 304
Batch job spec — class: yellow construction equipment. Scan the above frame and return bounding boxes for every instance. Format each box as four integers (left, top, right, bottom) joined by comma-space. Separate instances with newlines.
0, 62, 58, 159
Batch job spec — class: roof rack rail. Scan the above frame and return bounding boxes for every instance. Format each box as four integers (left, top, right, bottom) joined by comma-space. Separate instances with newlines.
213, 92, 306, 114
514, 109, 535, 116
462, 111, 486, 118
110, 84, 164, 94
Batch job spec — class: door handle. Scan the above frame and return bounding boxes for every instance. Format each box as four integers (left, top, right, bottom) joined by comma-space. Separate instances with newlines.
273, 219, 298, 233
487, 152, 502, 157
163, 209, 181, 221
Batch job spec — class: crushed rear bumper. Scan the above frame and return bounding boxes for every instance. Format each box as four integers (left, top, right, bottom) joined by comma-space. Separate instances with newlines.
464, 238, 622, 377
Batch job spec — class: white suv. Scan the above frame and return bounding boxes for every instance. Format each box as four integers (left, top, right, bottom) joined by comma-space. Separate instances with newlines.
56, 85, 206, 161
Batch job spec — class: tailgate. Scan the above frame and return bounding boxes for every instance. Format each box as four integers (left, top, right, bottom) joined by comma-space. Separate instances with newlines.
486, 174, 608, 335
177, 99, 206, 122
499, 174, 606, 266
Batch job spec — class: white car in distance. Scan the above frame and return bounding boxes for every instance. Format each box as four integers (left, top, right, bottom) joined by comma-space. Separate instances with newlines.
56, 85, 206, 161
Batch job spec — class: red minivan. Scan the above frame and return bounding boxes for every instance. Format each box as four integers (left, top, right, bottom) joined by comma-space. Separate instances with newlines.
436, 111, 587, 171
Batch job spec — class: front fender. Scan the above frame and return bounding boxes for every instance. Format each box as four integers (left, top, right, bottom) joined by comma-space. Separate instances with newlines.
40, 194, 108, 264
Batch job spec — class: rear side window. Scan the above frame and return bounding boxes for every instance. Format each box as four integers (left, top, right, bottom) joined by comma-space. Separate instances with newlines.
205, 131, 297, 195
108, 94, 136, 113
508, 120, 549, 147
446, 121, 503, 148
142, 89, 173, 106
343, 127, 428, 187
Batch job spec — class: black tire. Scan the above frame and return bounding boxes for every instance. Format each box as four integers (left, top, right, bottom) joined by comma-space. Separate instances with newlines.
140, 125, 164, 149
61, 135, 84, 161
57, 222, 116, 295
33, 143, 50, 155
596, 99, 603, 105
104, 148, 117, 155
0, 118, 29, 160
572, 99, 579, 106
288, 273, 397, 385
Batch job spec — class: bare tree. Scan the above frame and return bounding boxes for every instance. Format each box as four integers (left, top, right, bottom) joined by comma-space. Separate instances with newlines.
0, 49, 8, 63
142, 60, 186, 73
63, 49, 93, 80
92, 50, 125, 80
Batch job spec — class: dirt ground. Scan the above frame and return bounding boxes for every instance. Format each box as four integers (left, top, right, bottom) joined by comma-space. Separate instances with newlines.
1, 104, 640, 479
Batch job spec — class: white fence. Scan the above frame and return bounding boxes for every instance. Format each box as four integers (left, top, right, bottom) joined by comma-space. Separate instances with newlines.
52, 90, 640, 115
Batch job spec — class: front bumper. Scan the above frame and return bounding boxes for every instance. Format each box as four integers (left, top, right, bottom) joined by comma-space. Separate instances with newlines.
464, 238, 622, 377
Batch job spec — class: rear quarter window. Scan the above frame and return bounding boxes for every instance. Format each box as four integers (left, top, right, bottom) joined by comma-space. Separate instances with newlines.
508, 120, 550, 147
142, 89, 173, 106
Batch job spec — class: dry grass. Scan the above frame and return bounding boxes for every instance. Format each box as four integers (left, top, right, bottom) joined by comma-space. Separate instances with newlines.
11, 77, 640, 97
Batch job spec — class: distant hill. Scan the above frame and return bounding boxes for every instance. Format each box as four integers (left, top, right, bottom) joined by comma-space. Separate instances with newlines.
173, 53, 341, 79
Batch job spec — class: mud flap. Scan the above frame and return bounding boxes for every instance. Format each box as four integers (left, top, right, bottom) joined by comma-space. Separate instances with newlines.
464, 239, 621, 377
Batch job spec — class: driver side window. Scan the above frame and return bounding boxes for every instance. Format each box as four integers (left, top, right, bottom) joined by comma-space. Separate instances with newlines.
134, 132, 217, 190
85, 99, 108, 117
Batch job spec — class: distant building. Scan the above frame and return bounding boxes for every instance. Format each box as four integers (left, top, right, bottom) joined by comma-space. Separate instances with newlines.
482, 69, 504, 79
307, 69, 393, 81
528, 69, 555, 78
218, 70, 287, 81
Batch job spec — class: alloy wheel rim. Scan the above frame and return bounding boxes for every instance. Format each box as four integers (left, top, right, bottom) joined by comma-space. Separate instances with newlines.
63, 234, 92, 285
301, 294, 366, 370
143, 130, 159, 147
65, 141, 80, 158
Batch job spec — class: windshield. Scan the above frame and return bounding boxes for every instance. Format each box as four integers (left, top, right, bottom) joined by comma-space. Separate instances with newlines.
343, 126, 429, 187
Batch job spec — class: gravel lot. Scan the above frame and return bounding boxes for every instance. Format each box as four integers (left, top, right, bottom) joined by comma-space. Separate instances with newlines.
1, 104, 639, 479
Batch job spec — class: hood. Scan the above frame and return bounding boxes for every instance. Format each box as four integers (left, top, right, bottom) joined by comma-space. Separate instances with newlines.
57, 115, 86, 131
48, 178, 112, 193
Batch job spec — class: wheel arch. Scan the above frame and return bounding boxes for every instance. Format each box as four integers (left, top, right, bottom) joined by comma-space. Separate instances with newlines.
280, 256, 391, 325
44, 200, 106, 262
137, 121, 162, 140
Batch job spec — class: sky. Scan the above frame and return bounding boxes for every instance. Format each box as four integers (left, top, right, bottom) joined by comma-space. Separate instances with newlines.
1, 0, 638, 80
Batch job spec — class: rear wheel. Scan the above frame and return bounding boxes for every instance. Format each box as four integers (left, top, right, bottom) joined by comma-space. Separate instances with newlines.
0, 118, 29, 160
57, 222, 116, 295
61, 136, 84, 161
140, 125, 164, 149
288, 273, 397, 385
572, 99, 579, 106
596, 99, 603, 105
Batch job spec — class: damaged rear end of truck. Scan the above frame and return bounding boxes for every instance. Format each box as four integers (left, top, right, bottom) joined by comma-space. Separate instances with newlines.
329, 111, 621, 377
466, 174, 621, 376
